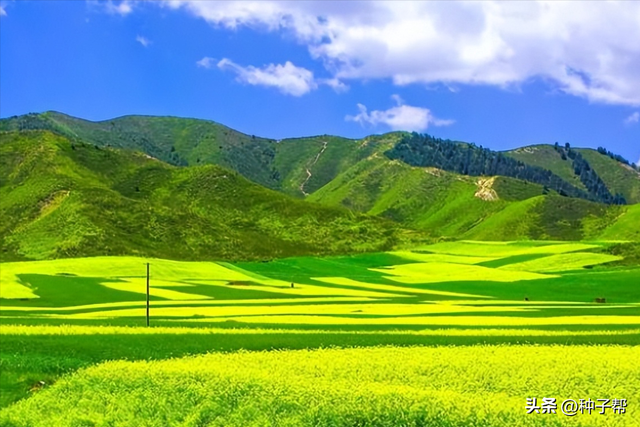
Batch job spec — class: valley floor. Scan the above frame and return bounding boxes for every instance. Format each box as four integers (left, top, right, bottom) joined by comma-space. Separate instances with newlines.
1, 240, 639, 426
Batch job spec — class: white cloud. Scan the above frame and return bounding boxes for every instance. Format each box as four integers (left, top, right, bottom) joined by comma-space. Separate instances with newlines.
0, 5, 6, 17
104, 0, 133, 16
624, 112, 639, 125
199, 57, 346, 95
196, 57, 216, 69
158, 1, 640, 106
346, 95, 453, 132
217, 59, 318, 96
136, 35, 151, 47
320, 77, 349, 93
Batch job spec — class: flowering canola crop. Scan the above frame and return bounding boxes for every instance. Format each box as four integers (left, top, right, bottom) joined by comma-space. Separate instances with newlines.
2, 345, 638, 426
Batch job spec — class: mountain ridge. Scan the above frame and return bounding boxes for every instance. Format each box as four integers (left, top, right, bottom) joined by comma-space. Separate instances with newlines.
0, 130, 421, 262
2, 112, 636, 204
1, 112, 638, 262
0, 112, 404, 198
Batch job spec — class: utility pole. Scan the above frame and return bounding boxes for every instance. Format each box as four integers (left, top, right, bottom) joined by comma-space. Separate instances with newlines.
146, 262, 150, 327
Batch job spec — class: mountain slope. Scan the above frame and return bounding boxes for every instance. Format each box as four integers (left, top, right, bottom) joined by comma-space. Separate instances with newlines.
309, 152, 632, 241
273, 133, 401, 197
0, 112, 402, 198
599, 204, 640, 241
507, 144, 640, 204
506, 145, 587, 191
0, 112, 283, 189
3, 112, 637, 204
385, 133, 631, 204
576, 148, 640, 204
2, 112, 638, 244
0, 131, 421, 262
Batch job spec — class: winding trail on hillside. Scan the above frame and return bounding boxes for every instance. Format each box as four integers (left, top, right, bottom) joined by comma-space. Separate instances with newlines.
300, 141, 328, 197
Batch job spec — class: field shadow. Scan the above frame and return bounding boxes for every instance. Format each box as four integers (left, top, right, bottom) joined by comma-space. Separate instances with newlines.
3, 274, 163, 308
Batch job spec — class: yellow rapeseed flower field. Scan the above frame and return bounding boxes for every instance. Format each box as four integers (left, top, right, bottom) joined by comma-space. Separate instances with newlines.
2, 345, 638, 426
3, 324, 639, 337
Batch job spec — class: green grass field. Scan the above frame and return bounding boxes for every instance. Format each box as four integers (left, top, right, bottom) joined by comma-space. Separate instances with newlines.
1, 241, 639, 425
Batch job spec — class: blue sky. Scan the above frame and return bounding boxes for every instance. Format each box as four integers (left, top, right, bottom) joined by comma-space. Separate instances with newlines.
1, 1, 639, 163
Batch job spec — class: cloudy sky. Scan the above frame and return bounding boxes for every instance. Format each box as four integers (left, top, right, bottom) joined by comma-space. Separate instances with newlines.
1, 1, 639, 162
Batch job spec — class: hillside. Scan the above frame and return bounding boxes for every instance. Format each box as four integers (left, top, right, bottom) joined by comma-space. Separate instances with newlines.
506, 145, 587, 191
576, 148, 640, 204
3, 112, 637, 205
386, 133, 631, 205
599, 204, 640, 241
507, 144, 640, 204
309, 156, 510, 235
0, 112, 284, 189
273, 133, 401, 197
0, 112, 401, 198
309, 153, 631, 241
1, 112, 638, 245
0, 131, 420, 262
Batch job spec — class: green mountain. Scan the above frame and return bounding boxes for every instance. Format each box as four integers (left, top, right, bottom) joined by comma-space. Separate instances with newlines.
385, 133, 628, 204
6, 112, 636, 203
308, 154, 627, 241
599, 203, 640, 241
506, 145, 587, 191
0, 130, 419, 262
0, 112, 284, 189
0, 112, 399, 198
1, 112, 638, 252
507, 144, 640, 204
272, 134, 399, 197
575, 148, 640, 204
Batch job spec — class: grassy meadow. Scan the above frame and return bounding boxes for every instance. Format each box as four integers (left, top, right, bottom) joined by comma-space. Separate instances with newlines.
1, 240, 639, 425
